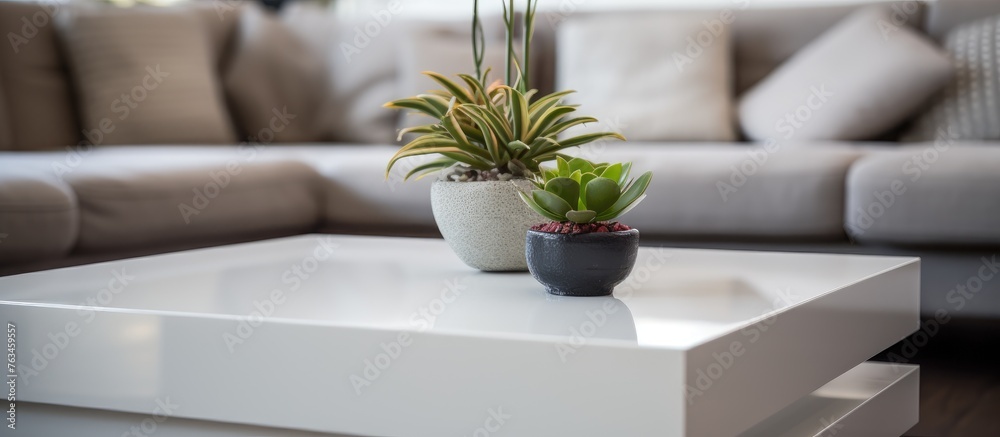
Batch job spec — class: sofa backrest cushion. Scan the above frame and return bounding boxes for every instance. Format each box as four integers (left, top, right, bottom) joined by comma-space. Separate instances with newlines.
0, 0, 81, 151
532, 2, 924, 97
739, 6, 951, 142
0, 1, 241, 150
281, 2, 401, 144
905, 14, 1000, 141
557, 12, 736, 141
58, 5, 237, 145
224, 3, 328, 142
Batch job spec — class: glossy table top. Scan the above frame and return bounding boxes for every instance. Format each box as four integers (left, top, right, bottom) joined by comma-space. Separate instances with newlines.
0, 234, 916, 350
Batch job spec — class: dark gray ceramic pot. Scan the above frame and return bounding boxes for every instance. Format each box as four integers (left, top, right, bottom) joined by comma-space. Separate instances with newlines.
525, 228, 640, 297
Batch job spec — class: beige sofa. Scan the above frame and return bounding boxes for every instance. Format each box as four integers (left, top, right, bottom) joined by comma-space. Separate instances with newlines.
1, 0, 999, 319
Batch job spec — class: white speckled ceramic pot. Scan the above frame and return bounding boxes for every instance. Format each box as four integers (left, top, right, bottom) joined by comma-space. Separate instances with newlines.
431, 179, 544, 272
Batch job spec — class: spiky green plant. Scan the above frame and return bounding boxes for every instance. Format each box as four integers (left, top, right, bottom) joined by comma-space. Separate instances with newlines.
519, 157, 652, 224
384, 0, 624, 181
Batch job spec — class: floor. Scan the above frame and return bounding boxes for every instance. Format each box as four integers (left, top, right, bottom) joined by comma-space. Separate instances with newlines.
875, 319, 1000, 437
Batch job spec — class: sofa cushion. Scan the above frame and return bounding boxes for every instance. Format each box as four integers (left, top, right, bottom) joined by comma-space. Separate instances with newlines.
296, 143, 862, 239
531, 2, 923, 97
56, 147, 322, 253
262, 145, 438, 231
0, 1, 81, 151
740, 6, 951, 143
846, 143, 1000, 245
732, 2, 924, 93
584, 143, 863, 238
557, 13, 736, 141
281, 2, 401, 144
189, 2, 242, 71
905, 14, 1000, 141
59, 7, 237, 145
224, 3, 328, 142
0, 157, 78, 263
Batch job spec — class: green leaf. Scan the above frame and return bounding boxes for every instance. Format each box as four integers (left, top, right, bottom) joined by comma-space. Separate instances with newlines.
599, 163, 622, 185
456, 106, 504, 166
519, 191, 566, 221
526, 106, 576, 142
423, 71, 474, 103
585, 177, 621, 214
457, 73, 490, 103
458, 104, 511, 148
619, 162, 633, 185
384, 98, 444, 119
404, 157, 458, 180
508, 87, 529, 141
556, 156, 570, 176
595, 171, 652, 221
565, 210, 597, 224
540, 116, 596, 138
578, 172, 597, 209
569, 170, 582, 183
529, 90, 574, 116
396, 124, 443, 141
544, 177, 579, 211
533, 190, 573, 219
386, 146, 477, 178
543, 167, 558, 181
558, 132, 626, 149
568, 157, 592, 174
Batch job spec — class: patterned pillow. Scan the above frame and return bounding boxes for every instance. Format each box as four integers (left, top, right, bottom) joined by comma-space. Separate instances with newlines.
905, 15, 1000, 140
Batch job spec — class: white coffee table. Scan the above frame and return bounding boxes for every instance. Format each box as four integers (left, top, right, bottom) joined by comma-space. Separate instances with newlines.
1, 235, 920, 437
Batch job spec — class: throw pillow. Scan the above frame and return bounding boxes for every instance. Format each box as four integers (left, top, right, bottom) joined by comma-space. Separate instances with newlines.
58, 6, 236, 145
224, 3, 328, 142
738, 6, 952, 142
557, 13, 737, 141
904, 14, 1000, 140
0, 1, 81, 151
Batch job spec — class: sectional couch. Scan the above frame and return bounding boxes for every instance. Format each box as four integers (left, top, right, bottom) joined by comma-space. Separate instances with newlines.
0, 0, 998, 322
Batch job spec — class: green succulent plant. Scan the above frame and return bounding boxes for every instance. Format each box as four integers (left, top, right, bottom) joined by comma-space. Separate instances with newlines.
519, 157, 652, 224
383, 0, 625, 181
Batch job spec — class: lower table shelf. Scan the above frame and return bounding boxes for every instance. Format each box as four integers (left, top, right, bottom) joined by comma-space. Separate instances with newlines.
18, 361, 918, 437
741, 361, 919, 437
